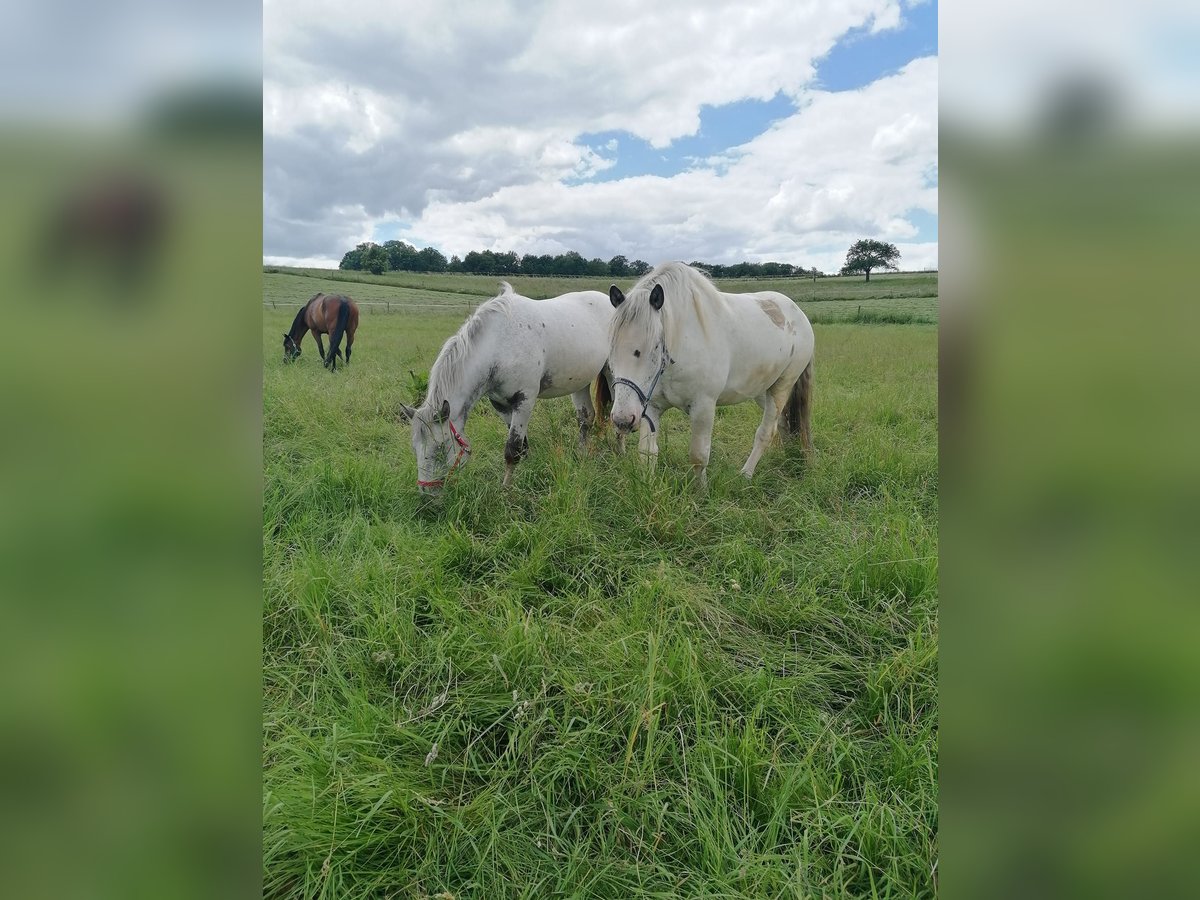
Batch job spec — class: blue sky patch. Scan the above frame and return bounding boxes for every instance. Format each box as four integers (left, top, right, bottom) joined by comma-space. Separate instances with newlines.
815, 1, 937, 92
578, 92, 796, 183
905, 208, 938, 242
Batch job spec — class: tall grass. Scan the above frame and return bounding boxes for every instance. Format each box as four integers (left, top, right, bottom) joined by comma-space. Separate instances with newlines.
264, 307, 938, 898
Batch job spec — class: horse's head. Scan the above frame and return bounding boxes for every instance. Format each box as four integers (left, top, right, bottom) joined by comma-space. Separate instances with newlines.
283, 333, 301, 362
402, 398, 470, 496
608, 282, 668, 434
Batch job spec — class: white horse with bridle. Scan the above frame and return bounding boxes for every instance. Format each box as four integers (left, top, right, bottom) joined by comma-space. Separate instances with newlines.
399, 282, 616, 494
607, 262, 814, 487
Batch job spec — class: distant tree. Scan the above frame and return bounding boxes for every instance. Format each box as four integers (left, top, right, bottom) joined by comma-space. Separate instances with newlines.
494, 250, 520, 275
447, 254, 462, 272
554, 250, 586, 276
383, 239, 417, 271
629, 259, 650, 276
363, 243, 388, 275
339, 241, 378, 271
608, 255, 629, 277
415, 246, 448, 272
840, 239, 900, 282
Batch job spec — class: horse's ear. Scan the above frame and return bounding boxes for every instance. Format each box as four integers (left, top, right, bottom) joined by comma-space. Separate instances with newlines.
397, 403, 416, 423
609, 285, 625, 308
438, 399, 451, 422
649, 284, 664, 310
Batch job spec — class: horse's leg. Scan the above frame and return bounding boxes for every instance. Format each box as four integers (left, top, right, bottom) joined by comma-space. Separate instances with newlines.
688, 400, 717, 491
502, 400, 535, 488
311, 329, 326, 362
345, 330, 353, 364
740, 391, 783, 479
570, 388, 595, 451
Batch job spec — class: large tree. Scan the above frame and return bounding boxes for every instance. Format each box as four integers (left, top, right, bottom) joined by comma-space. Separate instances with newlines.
841, 239, 900, 282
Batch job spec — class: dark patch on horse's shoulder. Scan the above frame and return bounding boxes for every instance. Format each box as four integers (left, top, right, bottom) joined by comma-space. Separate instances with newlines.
509, 390, 527, 408
756, 297, 786, 329
539, 371, 553, 392
486, 363, 500, 386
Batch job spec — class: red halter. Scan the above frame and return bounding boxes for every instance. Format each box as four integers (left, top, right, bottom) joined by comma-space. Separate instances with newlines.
416, 419, 471, 489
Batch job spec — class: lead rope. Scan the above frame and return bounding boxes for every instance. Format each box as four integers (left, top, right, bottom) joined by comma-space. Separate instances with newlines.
416, 419, 471, 488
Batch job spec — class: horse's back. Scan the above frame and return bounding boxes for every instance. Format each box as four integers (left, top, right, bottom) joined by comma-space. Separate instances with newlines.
702, 289, 812, 402
508, 290, 611, 335
506, 291, 612, 396
727, 289, 812, 348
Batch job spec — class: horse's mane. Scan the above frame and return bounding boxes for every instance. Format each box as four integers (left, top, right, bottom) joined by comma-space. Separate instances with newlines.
426, 283, 516, 411
288, 294, 319, 337
610, 262, 721, 346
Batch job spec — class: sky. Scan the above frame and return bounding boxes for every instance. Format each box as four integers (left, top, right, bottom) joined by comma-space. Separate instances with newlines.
264, 0, 939, 274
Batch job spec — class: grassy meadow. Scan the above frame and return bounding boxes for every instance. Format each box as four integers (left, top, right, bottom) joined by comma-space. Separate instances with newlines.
263, 270, 938, 898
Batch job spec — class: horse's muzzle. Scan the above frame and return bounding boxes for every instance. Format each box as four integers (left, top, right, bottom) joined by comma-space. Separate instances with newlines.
614, 412, 639, 434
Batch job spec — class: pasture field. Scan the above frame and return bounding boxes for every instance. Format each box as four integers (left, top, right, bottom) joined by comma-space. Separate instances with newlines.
263, 272, 938, 898
264, 267, 938, 324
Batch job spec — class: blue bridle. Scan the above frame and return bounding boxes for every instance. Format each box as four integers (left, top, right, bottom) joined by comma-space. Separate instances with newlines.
612, 339, 672, 433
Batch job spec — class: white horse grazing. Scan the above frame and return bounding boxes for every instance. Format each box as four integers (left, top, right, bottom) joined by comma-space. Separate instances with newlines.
607, 262, 814, 487
399, 282, 616, 494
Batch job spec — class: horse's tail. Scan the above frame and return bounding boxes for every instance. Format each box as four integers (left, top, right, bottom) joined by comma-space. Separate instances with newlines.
594, 367, 614, 430
325, 297, 352, 370
781, 360, 813, 453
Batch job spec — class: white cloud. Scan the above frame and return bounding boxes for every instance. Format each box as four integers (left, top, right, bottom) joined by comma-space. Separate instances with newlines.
264, 0, 936, 268
398, 58, 937, 272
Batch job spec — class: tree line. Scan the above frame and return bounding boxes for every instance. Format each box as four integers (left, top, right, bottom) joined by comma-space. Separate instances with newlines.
339, 237, 906, 282
338, 240, 823, 279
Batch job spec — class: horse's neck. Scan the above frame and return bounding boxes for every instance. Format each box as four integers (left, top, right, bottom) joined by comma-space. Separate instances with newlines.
437, 330, 497, 425
667, 286, 724, 355
289, 301, 311, 339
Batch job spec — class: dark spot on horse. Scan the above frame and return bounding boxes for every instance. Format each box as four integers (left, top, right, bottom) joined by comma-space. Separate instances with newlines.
487, 363, 500, 385
504, 430, 529, 464
540, 371, 553, 392
633, 349, 641, 358
509, 390, 526, 409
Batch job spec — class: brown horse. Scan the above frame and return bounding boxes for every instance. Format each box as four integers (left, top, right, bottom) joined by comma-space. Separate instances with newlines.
283, 293, 359, 370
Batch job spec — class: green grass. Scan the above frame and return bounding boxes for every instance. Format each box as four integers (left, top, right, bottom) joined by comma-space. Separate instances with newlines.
264, 267, 939, 324
263, 276, 938, 898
